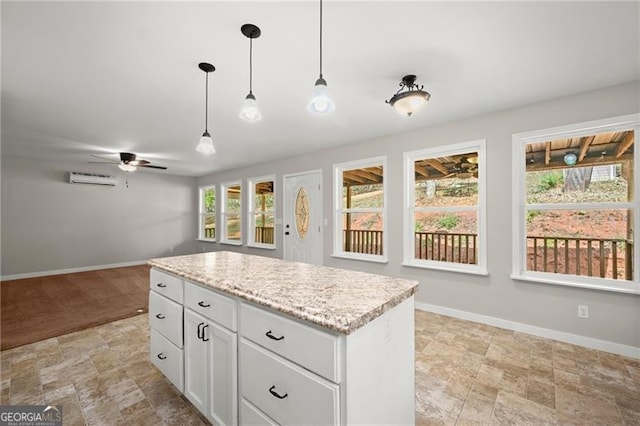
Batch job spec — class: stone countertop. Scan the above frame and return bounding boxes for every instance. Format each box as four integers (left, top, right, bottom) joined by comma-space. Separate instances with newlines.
149, 251, 418, 335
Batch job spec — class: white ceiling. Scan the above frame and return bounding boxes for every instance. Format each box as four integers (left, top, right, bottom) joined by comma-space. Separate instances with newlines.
2, 1, 638, 177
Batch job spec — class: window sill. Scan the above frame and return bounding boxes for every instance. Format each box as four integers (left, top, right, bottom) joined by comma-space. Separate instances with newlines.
197, 238, 216, 243
247, 243, 276, 250
511, 272, 640, 295
331, 253, 388, 264
220, 240, 242, 246
402, 261, 489, 276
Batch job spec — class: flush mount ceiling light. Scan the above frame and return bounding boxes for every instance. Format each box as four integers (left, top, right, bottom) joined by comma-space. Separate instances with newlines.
196, 62, 216, 155
239, 24, 262, 122
386, 74, 431, 117
308, 0, 335, 114
564, 151, 577, 166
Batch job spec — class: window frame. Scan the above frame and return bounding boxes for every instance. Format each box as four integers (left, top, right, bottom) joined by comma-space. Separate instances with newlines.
332, 156, 388, 263
220, 180, 243, 246
512, 114, 640, 294
403, 139, 488, 275
247, 175, 276, 249
198, 184, 217, 242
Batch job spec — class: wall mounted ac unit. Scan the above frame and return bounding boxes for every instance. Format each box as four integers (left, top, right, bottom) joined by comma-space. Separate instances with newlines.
68, 172, 117, 186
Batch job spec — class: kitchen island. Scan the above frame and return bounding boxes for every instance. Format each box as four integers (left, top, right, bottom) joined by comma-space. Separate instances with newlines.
148, 251, 418, 425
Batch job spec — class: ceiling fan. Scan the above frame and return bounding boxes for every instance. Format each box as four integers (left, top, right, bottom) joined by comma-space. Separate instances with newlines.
443, 156, 478, 179
90, 152, 167, 172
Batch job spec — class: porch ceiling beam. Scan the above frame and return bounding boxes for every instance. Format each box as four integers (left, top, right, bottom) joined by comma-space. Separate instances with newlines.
415, 165, 430, 178
578, 135, 594, 162
424, 159, 450, 176
527, 152, 633, 171
615, 132, 634, 158
346, 169, 383, 183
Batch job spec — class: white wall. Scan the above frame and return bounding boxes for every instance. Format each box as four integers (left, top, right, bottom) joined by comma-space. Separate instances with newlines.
197, 81, 640, 351
1, 157, 198, 277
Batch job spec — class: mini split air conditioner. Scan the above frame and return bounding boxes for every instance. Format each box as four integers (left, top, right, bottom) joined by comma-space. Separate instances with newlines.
68, 172, 117, 186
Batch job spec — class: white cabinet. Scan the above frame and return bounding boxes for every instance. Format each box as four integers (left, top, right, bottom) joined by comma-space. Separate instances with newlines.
149, 269, 184, 392
184, 281, 238, 426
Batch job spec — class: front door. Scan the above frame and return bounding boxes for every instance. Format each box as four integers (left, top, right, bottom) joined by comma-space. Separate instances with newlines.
283, 170, 322, 265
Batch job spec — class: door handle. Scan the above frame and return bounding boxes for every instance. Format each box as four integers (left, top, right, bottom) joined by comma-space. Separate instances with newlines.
202, 324, 210, 341
155, 313, 165, 319
197, 322, 204, 340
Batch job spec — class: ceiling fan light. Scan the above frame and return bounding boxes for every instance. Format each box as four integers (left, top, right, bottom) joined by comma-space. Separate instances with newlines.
239, 93, 262, 122
118, 163, 137, 172
388, 91, 430, 117
308, 78, 335, 114
564, 152, 577, 166
196, 132, 216, 155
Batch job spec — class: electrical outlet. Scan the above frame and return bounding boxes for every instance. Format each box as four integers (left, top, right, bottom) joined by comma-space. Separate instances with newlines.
578, 305, 589, 319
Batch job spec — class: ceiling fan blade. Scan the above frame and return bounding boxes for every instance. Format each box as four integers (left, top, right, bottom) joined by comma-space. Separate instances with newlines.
139, 164, 168, 170
90, 154, 118, 163
88, 161, 117, 164
130, 159, 150, 166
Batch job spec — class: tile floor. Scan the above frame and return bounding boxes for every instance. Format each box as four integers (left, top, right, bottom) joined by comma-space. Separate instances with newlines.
1, 310, 639, 425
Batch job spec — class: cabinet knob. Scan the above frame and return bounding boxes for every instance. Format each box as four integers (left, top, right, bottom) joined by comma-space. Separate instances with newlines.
198, 301, 211, 308
156, 283, 167, 288
268, 385, 288, 399
155, 313, 165, 319
157, 353, 167, 360
265, 330, 284, 341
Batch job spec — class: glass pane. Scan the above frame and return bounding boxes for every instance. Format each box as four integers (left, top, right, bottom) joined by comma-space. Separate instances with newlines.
526, 209, 632, 280
225, 213, 241, 241
413, 211, 478, 264
202, 188, 216, 213
295, 187, 310, 240
254, 214, 274, 245
525, 165, 630, 204
414, 177, 478, 207
202, 214, 215, 239
341, 212, 383, 255
254, 181, 274, 212
342, 165, 384, 208
226, 185, 241, 212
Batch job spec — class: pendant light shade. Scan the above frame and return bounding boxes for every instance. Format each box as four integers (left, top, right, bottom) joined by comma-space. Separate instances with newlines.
239, 24, 262, 122
197, 62, 216, 155
386, 74, 431, 117
308, 0, 334, 114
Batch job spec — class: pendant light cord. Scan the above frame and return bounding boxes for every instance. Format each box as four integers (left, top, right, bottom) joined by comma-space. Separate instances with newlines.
319, 0, 323, 78
249, 37, 253, 94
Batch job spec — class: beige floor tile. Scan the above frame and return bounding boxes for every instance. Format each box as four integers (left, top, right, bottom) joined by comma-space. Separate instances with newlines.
491, 390, 559, 425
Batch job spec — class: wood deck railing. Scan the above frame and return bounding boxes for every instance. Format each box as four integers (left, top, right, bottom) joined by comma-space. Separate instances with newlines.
343, 230, 384, 255
527, 235, 632, 280
415, 232, 478, 264
204, 226, 215, 239
255, 226, 275, 244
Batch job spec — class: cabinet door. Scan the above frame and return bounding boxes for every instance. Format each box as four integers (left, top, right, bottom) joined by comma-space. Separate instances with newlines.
184, 309, 208, 414
207, 322, 238, 426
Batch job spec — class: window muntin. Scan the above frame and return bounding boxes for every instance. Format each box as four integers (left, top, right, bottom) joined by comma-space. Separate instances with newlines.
333, 157, 387, 261
513, 115, 639, 293
404, 140, 487, 274
221, 181, 242, 244
248, 176, 275, 248
199, 185, 216, 241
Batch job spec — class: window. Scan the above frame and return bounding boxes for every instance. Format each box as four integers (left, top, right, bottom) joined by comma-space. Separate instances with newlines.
248, 176, 275, 248
512, 114, 639, 294
221, 181, 242, 245
333, 157, 387, 262
403, 140, 487, 274
198, 185, 216, 241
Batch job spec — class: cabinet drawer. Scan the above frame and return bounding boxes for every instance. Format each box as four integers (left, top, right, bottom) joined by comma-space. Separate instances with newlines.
149, 291, 183, 348
240, 398, 278, 426
150, 329, 184, 392
185, 281, 237, 332
240, 303, 340, 382
150, 268, 184, 304
240, 339, 339, 426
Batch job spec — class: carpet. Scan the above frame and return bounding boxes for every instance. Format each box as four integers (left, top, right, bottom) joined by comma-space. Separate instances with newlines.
1, 264, 150, 350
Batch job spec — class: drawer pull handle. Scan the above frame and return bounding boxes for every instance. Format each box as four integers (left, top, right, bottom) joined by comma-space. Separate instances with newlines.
155, 313, 165, 319
198, 301, 211, 308
265, 330, 284, 341
157, 283, 167, 288
157, 353, 167, 360
269, 386, 288, 399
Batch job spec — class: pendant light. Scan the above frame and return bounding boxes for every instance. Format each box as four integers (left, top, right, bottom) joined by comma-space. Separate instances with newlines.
196, 62, 216, 155
239, 24, 262, 122
308, 0, 335, 114
386, 74, 431, 117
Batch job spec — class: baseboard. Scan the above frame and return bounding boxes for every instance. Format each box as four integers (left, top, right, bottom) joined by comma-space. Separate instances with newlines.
414, 301, 640, 360
1, 260, 149, 281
